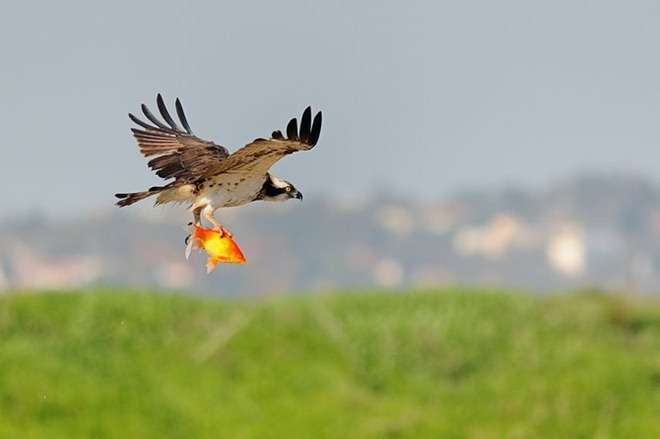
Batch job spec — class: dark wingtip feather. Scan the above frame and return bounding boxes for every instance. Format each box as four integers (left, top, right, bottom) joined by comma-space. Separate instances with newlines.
129, 113, 156, 130
141, 103, 171, 130
309, 111, 322, 146
156, 94, 181, 131
175, 98, 193, 134
299, 107, 312, 142
272, 130, 285, 140
286, 117, 298, 140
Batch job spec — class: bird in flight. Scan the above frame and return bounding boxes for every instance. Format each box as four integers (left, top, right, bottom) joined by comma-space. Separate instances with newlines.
115, 94, 322, 236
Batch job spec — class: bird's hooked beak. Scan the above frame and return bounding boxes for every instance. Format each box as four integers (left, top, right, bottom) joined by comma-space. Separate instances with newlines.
294, 190, 303, 201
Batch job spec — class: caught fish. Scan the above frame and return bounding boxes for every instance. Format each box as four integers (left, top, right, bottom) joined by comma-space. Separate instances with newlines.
184, 224, 246, 273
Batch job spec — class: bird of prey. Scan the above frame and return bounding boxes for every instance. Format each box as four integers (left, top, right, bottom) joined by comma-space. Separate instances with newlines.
115, 94, 322, 236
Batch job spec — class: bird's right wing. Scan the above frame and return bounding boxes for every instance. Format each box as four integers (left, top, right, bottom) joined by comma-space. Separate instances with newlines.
201, 106, 322, 178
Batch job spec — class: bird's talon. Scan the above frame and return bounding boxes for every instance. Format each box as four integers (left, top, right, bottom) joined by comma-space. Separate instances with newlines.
212, 226, 232, 237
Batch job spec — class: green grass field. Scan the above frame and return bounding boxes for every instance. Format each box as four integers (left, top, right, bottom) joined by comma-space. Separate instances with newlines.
1, 288, 659, 438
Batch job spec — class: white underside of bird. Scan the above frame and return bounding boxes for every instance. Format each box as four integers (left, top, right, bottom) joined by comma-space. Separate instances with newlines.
155, 172, 264, 208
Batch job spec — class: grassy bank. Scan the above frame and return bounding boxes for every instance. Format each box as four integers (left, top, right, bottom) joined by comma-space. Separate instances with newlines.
1, 288, 659, 438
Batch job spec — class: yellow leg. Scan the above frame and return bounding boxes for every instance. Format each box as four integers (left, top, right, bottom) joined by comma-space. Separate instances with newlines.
192, 207, 203, 227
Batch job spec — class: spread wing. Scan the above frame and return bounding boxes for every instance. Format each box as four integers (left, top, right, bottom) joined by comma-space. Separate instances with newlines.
202, 106, 322, 178
129, 94, 230, 182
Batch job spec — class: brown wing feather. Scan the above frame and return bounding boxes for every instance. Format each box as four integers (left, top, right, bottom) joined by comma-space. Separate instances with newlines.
129, 94, 230, 181
201, 107, 322, 178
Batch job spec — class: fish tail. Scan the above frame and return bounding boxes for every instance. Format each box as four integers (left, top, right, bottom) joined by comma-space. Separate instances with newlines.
206, 258, 219, 274
185, 236, 195, 260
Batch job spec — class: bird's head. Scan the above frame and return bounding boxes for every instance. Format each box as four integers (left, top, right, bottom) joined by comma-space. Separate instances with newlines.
258, 174, 303, 202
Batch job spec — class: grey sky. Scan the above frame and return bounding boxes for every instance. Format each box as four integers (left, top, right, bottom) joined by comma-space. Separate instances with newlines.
1, 0, 659, 218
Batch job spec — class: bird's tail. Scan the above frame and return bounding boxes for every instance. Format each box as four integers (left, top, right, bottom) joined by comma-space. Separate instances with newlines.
114, 186, 164, 207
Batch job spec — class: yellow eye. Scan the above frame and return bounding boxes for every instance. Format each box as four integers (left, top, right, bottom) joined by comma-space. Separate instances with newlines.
285, 186, 292, 192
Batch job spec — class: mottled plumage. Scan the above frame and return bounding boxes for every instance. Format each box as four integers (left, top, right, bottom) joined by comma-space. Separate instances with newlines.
115, 94, 322, 234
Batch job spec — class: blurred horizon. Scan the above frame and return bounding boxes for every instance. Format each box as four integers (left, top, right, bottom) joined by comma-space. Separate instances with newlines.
1, 168, 658, 223
3, 171, 660, 295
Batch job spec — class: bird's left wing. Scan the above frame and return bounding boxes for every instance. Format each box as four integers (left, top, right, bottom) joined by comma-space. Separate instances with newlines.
129, 94, 230, 182
201, 107, 322, 178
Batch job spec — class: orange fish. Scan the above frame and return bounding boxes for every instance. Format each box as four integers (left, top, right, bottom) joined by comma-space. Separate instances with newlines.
184, 224, 246, 273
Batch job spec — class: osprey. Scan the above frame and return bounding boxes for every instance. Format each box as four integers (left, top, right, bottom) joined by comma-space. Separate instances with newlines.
115, 94, 322, 236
